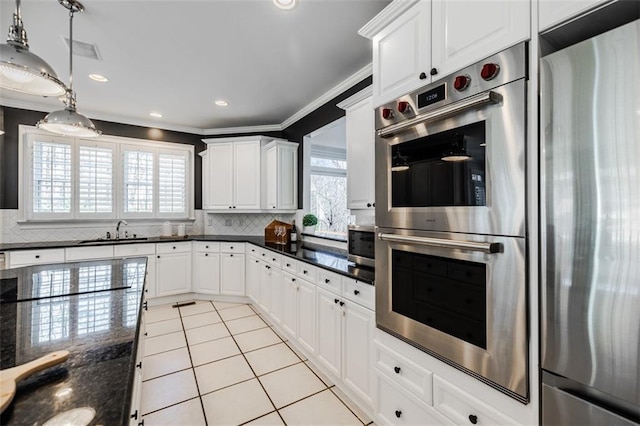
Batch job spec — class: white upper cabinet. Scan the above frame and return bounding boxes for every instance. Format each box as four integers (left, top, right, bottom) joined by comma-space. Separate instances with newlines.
338, 87, 376, 210
202, 136, 297, 212
360, 0, 530, 107
431, 0, 530, 78
538, 0, 609, 32
369, 0, 431, 106
263, 140, 298, 211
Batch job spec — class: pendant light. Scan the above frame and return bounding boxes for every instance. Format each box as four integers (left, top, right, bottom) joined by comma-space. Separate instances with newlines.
391, 146, 409, 172
441, 133, 471, 162
0, 0, 66, 96
37, 0, 101, 138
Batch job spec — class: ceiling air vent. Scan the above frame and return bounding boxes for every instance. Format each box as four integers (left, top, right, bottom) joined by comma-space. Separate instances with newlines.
63, 37, 101, 60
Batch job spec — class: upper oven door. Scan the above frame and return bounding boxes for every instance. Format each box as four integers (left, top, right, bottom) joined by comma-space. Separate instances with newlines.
375, 78, 526, 237
375, 227, 528, 401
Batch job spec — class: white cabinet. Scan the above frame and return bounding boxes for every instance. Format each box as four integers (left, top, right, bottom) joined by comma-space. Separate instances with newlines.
362, 0, 530, 106
539, 0, 609, 31
431, 0, 530, 78
114, 243, 157, 299
202, 137, 264, 211
7, 248, 65, 268
370, 0, 432, 106
65, 245, 114, 261
246, 252, 262, 303
155, 242, 192, 297
220, 243, 246, 295
258, 260, 272, 313
263, 140, 298, 211
192, 242, 220, 295
296, 278, 317, 355
281, 272, 298, 337
338, 88, 375, 210
268, 265, 284, 324
342, 300, 375, 406
316, 287, 343, 378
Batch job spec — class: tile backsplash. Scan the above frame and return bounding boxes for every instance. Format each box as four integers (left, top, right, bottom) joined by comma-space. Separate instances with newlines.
0, 209, 205, 244
204, 213, 296, 235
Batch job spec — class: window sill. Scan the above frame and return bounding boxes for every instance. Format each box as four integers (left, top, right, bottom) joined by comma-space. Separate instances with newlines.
16, 217, 195, 229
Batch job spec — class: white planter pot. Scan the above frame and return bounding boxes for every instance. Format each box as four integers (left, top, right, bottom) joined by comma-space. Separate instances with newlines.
303, 226, 316, 234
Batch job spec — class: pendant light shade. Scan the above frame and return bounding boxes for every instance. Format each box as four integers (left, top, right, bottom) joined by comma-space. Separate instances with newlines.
441, 133, 471, 162
37, 0, 100, 138
0, 0, 66, 96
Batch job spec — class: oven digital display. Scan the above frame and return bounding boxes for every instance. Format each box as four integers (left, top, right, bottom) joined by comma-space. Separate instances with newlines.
417, 84, 446, 109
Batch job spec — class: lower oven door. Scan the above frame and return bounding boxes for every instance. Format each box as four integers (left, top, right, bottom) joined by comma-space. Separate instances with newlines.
375, 227, 528, 402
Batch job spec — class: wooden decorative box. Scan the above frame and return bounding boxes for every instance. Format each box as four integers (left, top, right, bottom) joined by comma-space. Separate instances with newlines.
264, 220, 293, 245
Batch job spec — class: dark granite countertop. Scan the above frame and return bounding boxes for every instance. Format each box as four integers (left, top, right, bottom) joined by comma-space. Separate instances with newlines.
1, 235, 375, 285
0, 258, 147, 425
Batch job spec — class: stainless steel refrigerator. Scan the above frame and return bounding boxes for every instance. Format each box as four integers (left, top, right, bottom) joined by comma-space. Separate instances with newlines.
541, 19, 640, 425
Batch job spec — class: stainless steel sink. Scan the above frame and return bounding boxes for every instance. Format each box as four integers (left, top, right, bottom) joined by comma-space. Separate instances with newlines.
76, 237, 149, 245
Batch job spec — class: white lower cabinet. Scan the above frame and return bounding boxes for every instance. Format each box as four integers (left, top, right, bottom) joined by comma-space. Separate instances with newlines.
316, 287, 343, 378
296, 278, 316, 355
258, 260, 272, 313
65, 245, 114, 261
342, 300, 375, 407
281, 272, 298, 337
7, 248, 65, 268
155, 242, 192, 297
268, 265, 284, 324
246, 255, 261, 303
115, 243, 157, 299
220, 252, 246, 296
193, 252, 220, 295
377, 374, 451, 426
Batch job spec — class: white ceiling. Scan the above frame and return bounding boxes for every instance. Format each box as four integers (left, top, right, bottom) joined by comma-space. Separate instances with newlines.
0, 0, 389, 134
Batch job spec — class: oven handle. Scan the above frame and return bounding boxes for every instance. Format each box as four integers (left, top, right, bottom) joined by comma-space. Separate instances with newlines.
377, 91, 502, 138
378, 233, 502, 254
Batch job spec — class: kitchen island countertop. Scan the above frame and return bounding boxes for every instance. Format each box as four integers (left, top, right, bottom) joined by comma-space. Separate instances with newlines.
0, 257, 147, 425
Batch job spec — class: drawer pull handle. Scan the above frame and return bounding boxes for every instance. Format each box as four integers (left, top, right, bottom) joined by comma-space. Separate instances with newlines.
292, 278, 296, 282
286, 263, 291, 267
468, 415, 478, 424
136, 362, 142, 369
339, 301, 345, 307
131, 410, 138, 420
354, 290, 360, 295
394, 366, 401, 374
303, 270, 308, 274
35, 255, 40, 259
272, 258, 276, 261
395, 410, 402, 418
334, 299, 339, 304
325, 279, 330, 284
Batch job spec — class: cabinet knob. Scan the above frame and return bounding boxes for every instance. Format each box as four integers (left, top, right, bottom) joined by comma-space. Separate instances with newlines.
394, 366, 401, 374
373, 202, 375, 207
468, 415, 478, 424
206, 245, 209, 249
157, 255, 160, 259
229, 206, 232, 209
233, 206, 236, 209
35, 255, 40, 259
173, 246, 176, 249
266, 265, 270, 269
205, 253, 208, 257
230, 246, 234, 249
303, 270, 308, 274
286, 263, 290, 267
272, 258, 276, 261
395, 410, 402, 418
334, 299, 339, 304
230, 254, 234, 257
292, 278, 296, 282
273, 206, 276, 209
325, 279, 330, 284
430, 67, 438, 76
419, 72, 427, 80
367, 203, 372, 207
354, 290, 360, 295
339, 301, 345, 307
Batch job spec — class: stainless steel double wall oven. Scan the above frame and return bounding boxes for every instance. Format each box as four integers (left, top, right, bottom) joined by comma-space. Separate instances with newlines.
375, 43, 529, 402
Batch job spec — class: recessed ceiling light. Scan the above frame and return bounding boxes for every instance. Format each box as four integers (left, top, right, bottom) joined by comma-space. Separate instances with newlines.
89, 74, 108, 82
215, 100, 229, 107
149, 112, 163, 118
273, 0, 297, 10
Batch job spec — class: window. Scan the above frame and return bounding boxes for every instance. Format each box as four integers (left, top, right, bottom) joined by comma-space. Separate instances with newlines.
22, 127, 193, 221
31, 138, 72, 217
309, 144, 350, 236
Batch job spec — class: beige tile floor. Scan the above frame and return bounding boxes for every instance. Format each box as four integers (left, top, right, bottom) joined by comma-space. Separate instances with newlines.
141, 300, 374, 426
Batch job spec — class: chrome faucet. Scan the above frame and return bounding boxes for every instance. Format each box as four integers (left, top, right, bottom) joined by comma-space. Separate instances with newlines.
116, 220, 128, 240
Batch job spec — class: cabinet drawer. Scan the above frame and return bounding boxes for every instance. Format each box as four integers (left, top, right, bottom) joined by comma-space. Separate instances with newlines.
9, 248, 65, 267
66, 245, 114, 261
342, 277, 374, 310
247, 244, 261, 257
317, 269, 341, 293
114, 243, 155, 257
433, 375, 517, 425
265, 251, 281, 267
377, 374, 450, 426
296, 262, 317, 283
282, 257, 297, 274
220, 242, 245, 253
156, 241, 192, 254
375, 342, 433, 403
193, 241, 220, 252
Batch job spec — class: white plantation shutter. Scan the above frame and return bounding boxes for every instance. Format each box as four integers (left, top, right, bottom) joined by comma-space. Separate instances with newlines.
122, 148, 154, 215
31, 139, 72, 217
78, 143, 114, 216
158, 151, 187, 214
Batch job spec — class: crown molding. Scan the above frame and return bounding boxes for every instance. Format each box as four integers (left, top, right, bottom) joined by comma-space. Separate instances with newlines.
278, 62, 372, 130
0, 97, 206, 135
337, 85, 373, 110
202, 124, 283, 136
358, 0, 420, 39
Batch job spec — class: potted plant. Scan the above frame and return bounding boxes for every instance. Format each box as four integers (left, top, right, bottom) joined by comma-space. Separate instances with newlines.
302, 213, 318, 234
